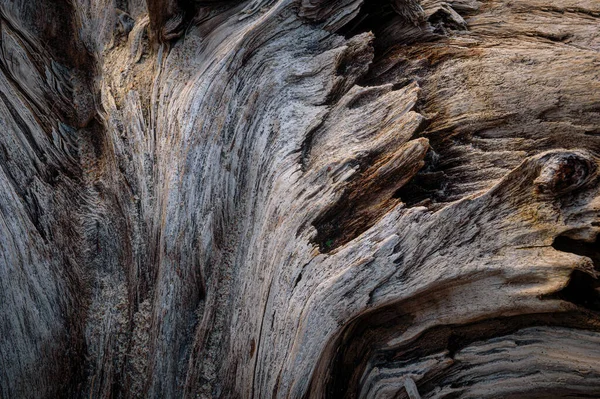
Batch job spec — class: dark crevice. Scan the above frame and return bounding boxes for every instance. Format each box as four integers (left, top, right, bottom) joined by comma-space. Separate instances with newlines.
312, 140, 428, 252
311, 192, 358, 253
328, 0, 467, 213
393, 148, 447, 208
293, 272, 303, 288
337, 0, 505, 209
337, 0, 399, 39
584, 128, 600, 136
337, 0, 477, 85
552, 235, 600, 269
316, 249, 600, 398
338, 0, 437, 73
391, 78, 416, 91
322, 310, 416, 399
542, 235, 600, 311
544, 270, 600, 311
147, 0, 204, 42
428, 6, 467, 35
323, 309, 600, 399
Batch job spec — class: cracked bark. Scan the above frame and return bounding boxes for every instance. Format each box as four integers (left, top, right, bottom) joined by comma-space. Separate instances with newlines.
1, 0, 599, 398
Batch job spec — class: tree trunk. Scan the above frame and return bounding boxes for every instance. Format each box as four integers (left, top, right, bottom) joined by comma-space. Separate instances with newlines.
1, 0, 599, 398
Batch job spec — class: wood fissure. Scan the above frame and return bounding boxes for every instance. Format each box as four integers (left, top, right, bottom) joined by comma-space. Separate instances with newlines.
1, 0, 599, 398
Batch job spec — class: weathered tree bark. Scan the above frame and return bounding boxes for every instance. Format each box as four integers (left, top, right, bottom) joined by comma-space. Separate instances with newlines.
1, 0, 599, 398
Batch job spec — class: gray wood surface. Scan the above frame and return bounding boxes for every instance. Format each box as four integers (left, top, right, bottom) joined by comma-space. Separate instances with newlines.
1, 0, 599, 397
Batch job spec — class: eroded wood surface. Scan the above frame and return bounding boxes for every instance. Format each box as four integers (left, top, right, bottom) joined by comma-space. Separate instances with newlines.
0, 0, 599, 398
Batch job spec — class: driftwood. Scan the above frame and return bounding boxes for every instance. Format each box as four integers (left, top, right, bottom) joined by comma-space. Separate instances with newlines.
1, 0, 599, 398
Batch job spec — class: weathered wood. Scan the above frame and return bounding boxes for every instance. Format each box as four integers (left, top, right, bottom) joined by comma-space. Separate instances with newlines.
1, 0, 599, 398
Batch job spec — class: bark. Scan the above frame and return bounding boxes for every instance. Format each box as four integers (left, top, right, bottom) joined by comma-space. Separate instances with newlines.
1, 0, 599, 398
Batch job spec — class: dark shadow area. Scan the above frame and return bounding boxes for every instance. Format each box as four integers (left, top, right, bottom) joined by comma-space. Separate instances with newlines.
543, 235, 600, 311
322, 309, 600, 399
393, 148, 447, 209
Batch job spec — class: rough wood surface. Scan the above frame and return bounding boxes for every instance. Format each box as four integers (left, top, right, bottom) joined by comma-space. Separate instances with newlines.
1, 0, 599, 398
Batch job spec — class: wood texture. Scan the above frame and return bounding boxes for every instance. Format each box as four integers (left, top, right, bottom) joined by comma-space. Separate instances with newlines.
0, 0, 599, 398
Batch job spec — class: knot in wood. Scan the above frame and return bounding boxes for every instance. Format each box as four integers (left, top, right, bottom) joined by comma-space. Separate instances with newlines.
534, 152, 597, 196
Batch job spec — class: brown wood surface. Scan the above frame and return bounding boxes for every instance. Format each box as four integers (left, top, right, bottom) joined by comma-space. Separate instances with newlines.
1, 0, 599, 398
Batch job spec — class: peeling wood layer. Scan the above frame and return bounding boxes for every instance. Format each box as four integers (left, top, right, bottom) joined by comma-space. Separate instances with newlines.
1, 0, 599, 398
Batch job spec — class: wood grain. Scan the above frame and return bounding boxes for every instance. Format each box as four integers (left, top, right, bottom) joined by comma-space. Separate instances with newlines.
1, 0, 599, 397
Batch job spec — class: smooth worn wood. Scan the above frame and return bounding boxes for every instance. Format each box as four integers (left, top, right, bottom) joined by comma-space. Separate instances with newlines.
1, 0, 599, 398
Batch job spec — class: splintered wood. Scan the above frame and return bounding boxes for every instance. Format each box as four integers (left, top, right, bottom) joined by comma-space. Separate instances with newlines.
1, 0, 599, 398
